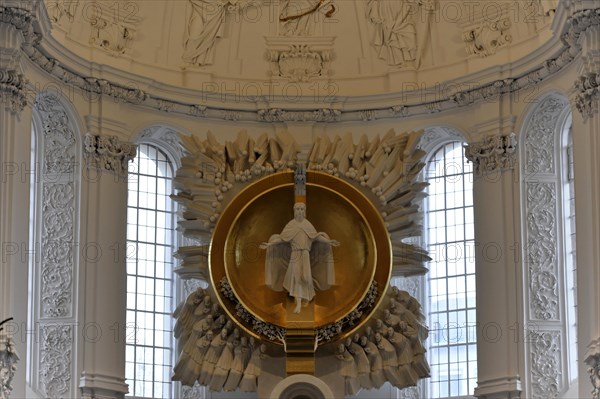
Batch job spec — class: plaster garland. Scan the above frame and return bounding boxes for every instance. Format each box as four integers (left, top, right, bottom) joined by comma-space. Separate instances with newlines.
0, 5, 598, 121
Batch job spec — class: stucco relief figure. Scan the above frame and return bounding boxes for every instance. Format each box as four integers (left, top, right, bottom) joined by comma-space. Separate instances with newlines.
366, 0, 433, 67
183, 0, 246, 66
279, 0, 336, 36
261, 202, 339, 313
367, 0, 416, 65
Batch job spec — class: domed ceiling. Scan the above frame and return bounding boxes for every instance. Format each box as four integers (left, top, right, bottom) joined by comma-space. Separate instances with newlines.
44, 0, 559, 98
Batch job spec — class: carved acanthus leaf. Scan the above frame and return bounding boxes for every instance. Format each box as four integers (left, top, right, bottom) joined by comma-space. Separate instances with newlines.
524, 96, 568, 174
39, 325, 72, 397
574, 71, 600, 118
0, 69, 27, 113
464, 133, 517, 174
530, 331, 562, 398
83, 133, 137, 177
41, 183, 75, 318
526, 182, 559, 321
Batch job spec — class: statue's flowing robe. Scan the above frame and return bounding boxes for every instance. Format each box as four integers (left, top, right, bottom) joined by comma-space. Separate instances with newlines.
366, 0, 417, 65
264, 218, 335, 302
183, 0, 227, 65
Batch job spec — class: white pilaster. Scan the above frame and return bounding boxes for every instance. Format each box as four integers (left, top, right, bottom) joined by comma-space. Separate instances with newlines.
570, 19, 600, 399
466, 125, 523, 399
79, 133, 136, 398
0, 5, 35, 398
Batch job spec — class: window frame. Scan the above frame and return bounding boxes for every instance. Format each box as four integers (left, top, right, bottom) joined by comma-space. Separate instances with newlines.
125, 142, 179, 399
423, 140, 477, 399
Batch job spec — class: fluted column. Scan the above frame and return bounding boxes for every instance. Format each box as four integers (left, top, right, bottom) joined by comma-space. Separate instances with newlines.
0, 3, 36, 398
79, 133, 136, 398
466, 131, 522, 399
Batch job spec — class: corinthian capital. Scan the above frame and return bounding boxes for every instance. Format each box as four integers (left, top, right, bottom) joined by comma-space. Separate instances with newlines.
464, 132, 517, 175
0, 69, 27, 114
574, 71, 600, 118
83, 133, 137, 178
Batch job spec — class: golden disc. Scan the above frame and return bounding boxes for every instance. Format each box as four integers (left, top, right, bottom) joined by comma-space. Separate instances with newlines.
210, 171, 391, 342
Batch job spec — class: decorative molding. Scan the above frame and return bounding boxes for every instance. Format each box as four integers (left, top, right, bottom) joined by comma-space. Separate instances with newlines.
79, 372, 128, 398
1, 5, 598, 122
574, 71, 600, 118
530, 330, 562, 398
87, 0, 141, 56
138, 125, 186, 160
257, 107, 341, 122
30, 93, 80, 398
398, 385, 421, 399
464, 133, 517, 174
0, 69, 27, 113
41, 182, 75, 318
416, 126, 464, 152
39, 324, 72, 398
526, 182, 559, 321
183, 279, 206, 297
83, 133, 136, 178
393, 276, 419, 298
181, 383, 206, 399
524, 96, 569, 175
473, 376, 522, 398
520, 93, 572, 399
35, 96, 77, 175
0, 335, 19, 399
585, 337, 600, 399
265, 37, 335, 82
463, 17, 512, 57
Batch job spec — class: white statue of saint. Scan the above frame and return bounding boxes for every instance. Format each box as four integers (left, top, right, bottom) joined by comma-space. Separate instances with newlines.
261, 202, 339, 313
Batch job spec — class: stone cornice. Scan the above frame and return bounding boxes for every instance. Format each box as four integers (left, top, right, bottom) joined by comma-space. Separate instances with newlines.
83, 133, 136, 178
465, 133, 518, 175
0, 3, 598, 122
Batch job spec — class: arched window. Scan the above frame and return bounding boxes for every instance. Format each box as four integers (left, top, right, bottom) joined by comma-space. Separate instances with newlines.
126, 143, 176, 398
425, 141, 476, 398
